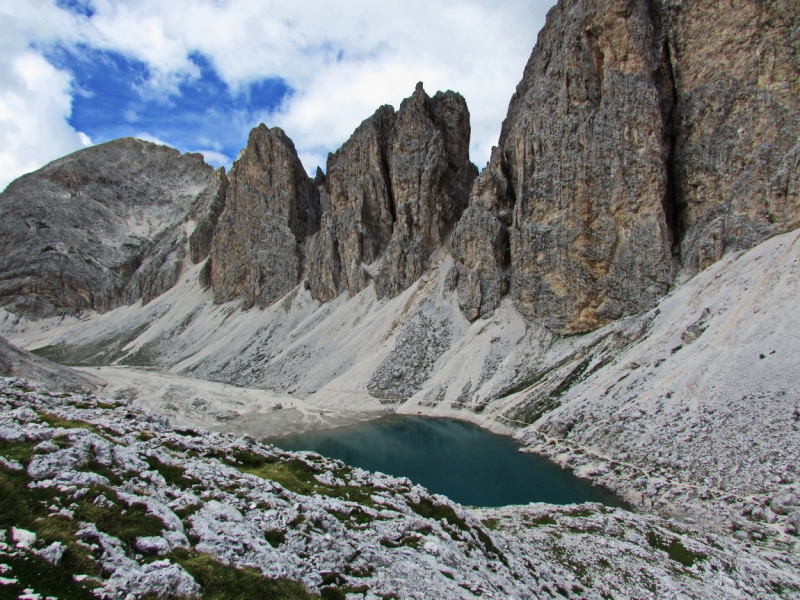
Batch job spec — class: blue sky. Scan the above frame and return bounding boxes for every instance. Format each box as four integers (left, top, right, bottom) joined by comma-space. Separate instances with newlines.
45, 45, 291, 166
0, 0, 555, 189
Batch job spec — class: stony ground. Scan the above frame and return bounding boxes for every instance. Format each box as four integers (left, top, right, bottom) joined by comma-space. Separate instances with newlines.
1, 377, 798, 599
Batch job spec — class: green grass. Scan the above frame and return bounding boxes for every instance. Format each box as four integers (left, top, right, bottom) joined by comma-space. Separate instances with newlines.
0, 545, 98, 600
264, 528, 287, 548
0, 462, 102, 587
233, 454, 377, 507
407, 498, 468, 531
646, 530, 707, 567
39, 412, 99, 434
525, 514, 557, 527
481, 518, 500, 531
144, 455, 199, 490
169, 548, 319, 599
73, 486, 165, 547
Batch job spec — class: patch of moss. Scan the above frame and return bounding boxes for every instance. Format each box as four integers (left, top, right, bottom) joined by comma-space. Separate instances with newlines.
408, 498, 468, 531
0, 438, 38, 465
235, 457, 376, 507
82, 458, 122, 485
481, 518, 499, 531
144, 455, 198, 490
169, 548, 319, 599
73, 485, 165, 546
525, 514, 557, 527
175, 502, 204, 520
344, 565, 375, 578
646, 530, 707, 567
0, 464, 102, 583
328, 507, 376, 528
0, 545, 97, 600
264, 528, 287, 548
40, 412, 98, 434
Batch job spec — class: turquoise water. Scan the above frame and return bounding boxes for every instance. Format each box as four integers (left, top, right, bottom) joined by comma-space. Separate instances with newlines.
270, 416, 626, 508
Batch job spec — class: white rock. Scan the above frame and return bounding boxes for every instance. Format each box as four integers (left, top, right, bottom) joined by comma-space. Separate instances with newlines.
37, 542, 66, 565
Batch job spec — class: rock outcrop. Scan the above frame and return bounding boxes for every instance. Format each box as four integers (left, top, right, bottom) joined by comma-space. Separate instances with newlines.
453, 0, 800, 334
665, 0, 800, 271
307, 83, 477, 302
456, 0, 677, 333
209, 125, 320, 310
0, 138, 224, 317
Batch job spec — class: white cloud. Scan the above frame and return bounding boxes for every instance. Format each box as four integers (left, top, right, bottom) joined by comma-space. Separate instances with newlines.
0, 0, 556, 184
195, 149, 230, 168
0, 1, 89, 190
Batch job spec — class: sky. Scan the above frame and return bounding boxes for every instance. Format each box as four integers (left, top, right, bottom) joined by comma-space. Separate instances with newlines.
0, 0, 556, 191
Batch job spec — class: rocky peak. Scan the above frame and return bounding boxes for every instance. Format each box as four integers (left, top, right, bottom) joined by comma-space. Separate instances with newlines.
307, 83, 478, 302
453, 0, 800, 334
209, 125, 321, 310
0, 137, 223, 318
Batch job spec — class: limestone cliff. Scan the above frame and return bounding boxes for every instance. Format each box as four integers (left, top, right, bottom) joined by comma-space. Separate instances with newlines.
307, 83, 477, 302
0, 138, 223, 318
664, 0, 800, 272
209, 125, 320, 310
454, 0, 800, 334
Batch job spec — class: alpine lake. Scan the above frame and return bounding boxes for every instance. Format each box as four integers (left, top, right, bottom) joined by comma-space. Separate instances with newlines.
269, 415, 627, 509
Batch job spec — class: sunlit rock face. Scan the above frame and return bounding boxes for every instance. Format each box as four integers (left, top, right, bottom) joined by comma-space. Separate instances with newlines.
664, 0, 800, 273
0, 137, 224, 318
453, 0, 800, 334
209, 125, 320, 310
307, 83, 478, 303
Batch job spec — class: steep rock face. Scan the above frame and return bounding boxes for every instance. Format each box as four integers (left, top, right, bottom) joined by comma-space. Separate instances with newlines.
664, 0, 800, 271
450, 148, 514, 320
307, 84, 477, 302
0, 138, 222, 318
209, 125, 320, 309
500, 0, 677, 334
454, 0, 799, 334
307, 106, 396, 302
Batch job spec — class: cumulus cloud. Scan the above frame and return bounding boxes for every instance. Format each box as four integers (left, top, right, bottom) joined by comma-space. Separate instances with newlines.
0, 1, 89, 190
1, 0, 555, 185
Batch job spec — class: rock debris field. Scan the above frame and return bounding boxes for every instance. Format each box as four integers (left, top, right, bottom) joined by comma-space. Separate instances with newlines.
1, 377, 798, 599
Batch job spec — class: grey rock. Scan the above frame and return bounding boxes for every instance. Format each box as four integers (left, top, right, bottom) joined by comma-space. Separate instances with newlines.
494, 0, 677, 334
307, 83, 477, 302
37, 541, 66, 566
665, 0, 800, 272
209, 125, 320, 309
135, 536, 172, 556
0, 138, 223, 317
452, 0, 800, 334
452, 148, 513, 320
367, 300, 456, 402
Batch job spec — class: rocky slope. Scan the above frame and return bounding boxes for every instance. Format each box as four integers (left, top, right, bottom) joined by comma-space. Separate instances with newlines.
0, 336, 101, 395
5, 228, 800, 555
0, 138, 226, 318
1, 377, 797, 599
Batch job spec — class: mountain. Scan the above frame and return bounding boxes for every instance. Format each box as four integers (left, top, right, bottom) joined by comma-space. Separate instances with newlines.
0, 137, 227, 318
0, 0, 798, 595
